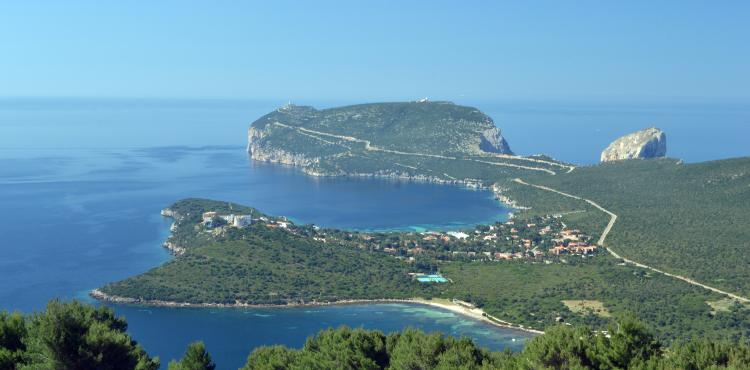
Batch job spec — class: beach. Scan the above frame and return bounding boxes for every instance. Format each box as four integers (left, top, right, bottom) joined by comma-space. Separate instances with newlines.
90, 289, 543, 335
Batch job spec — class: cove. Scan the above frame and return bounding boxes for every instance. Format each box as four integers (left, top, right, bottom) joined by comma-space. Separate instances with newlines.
0, 146, 518, 368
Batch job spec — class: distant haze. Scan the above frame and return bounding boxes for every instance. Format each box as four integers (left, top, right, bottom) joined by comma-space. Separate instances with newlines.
0, 98, 747, 164
0, 1, 748, 102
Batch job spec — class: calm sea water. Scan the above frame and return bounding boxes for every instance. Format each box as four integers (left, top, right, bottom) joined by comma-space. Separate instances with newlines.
1, 98, 747, 368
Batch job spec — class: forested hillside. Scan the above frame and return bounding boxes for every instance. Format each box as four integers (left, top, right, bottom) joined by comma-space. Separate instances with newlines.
504, 157, 750, 295
98, 198, 750, 342
100, 200, 434, 304
242, 322, 750, 370
3, 300, 750, 370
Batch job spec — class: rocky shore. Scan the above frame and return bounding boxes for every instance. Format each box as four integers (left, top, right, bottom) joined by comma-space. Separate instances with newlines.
249, 149, 489, 188
159, 208, 186, 256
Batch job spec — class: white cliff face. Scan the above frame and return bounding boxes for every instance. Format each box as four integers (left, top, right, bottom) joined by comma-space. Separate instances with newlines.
600, 127, 667, 162
478, 127, 513, 155
247, 126, 319, 167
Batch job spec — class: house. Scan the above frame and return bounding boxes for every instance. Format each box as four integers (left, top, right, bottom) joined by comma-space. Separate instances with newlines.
447, 231, 469, 240
233, 215, 253, 227
494, 252, 513, 260
561, 229, 580, 241
221, 214, 253, 228
202, 211, 217, 222
572, 245, 598, 254
549, 246, 568, 255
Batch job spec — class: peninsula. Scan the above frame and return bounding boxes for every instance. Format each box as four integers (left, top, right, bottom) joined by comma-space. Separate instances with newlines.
96, 102, 750, 342
247, 101, 571, 184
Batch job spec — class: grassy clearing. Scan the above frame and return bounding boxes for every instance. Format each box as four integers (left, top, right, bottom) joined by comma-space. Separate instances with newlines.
706, 298, 749, 314
562, 300, 611, 317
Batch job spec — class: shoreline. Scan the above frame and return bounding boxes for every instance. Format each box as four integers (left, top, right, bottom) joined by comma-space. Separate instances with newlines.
250, 156, 526, 213
90, 290, 542, 335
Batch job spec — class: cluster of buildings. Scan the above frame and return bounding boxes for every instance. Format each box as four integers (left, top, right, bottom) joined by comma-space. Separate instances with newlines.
202, 211, 253, 228
548, 229, 598, 255
360, 215, 601, 263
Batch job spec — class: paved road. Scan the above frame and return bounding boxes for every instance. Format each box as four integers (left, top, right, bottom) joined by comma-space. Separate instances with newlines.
267, 122, 749, 303
272, 122, 572, 175
513, 178, 750, 303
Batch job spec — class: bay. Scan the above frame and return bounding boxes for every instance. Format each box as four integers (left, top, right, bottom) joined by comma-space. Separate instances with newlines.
2, 98, 747, 368
0, 144, 517, 368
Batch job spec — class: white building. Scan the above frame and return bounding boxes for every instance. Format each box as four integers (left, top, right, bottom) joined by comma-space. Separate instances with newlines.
220, 214, 253, 228
447, 231, 469, 240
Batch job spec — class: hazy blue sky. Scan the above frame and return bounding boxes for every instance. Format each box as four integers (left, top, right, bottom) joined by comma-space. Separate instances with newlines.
1, 1, 748, 102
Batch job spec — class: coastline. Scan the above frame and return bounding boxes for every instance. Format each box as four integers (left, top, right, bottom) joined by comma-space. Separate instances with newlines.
90, 289, 542, 335
249, 153, 490, 189
250, 155, 526, 212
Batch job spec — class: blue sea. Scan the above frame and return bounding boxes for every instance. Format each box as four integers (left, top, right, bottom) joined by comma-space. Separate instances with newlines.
1, 98, 748, 368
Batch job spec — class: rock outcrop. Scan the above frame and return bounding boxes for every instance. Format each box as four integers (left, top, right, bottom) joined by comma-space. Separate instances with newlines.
600, 127, 667, 162
479, 127, 513, 154
247, 126, 319, 168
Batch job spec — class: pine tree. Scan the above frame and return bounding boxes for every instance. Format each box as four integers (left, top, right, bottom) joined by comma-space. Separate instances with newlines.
168, 341, 216, 370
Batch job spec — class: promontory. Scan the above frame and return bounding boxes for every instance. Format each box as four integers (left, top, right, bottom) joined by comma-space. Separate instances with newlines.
600, 127, 667, 162
247, 101, 523, 180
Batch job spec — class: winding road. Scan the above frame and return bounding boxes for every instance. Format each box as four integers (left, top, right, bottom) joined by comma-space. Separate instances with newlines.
513, 178, 750, 303
271, 122, 573, 175
269, 121, 749, 303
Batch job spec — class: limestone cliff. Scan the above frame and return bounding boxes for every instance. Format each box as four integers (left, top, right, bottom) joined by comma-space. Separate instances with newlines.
600, 127, 667, 162
479, 127, 512, 154
247, 102, 515, 177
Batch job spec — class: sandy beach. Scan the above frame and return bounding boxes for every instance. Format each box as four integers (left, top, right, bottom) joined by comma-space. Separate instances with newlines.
90, 289, 543, 335
408, 298, 544, 335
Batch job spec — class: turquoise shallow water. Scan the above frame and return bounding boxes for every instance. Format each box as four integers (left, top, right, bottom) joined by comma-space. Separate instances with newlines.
0, 143, 515, 368
2, 98, 747, 368
103, 303, 533, 369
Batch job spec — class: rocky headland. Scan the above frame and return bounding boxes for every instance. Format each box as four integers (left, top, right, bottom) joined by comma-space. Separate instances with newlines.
600, 127, 667, 162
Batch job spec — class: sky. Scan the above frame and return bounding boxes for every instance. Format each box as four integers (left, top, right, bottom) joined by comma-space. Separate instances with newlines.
1, 1, 748, 102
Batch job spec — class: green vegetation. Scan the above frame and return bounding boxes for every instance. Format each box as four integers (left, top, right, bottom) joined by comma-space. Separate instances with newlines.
436, 259, 750, 341
101, 200, 436, 304
168, 341, 216, 370
0, 300, 159, 370
561, 300, 611, 318
99, 198, 750, 342
243, 317, 750, 369
251, 101, 749, 304
252, 102, 750, 301
251, 102, 512, 157
504, 158, 750, 296
246, 101, 578, 182
5, 301, 750, 369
